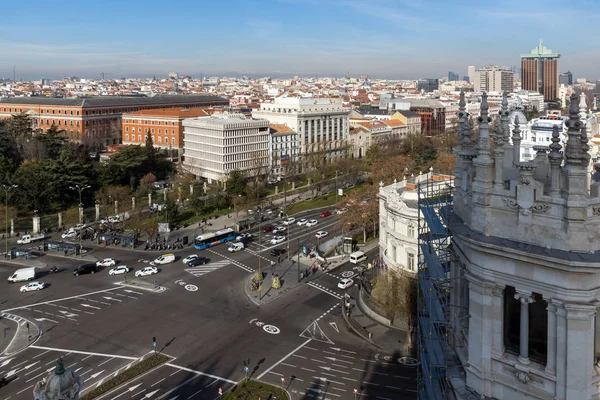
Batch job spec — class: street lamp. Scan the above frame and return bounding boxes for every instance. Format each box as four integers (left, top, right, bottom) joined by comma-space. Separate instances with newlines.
354, 388, 359, 400
69, 184, 91, 256
278, 211, 291, 261
2, 184, 17, 259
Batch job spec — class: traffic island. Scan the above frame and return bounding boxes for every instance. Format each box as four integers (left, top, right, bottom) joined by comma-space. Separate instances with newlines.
80, 353, 171, 400
222, 379, 289, 400
0, 314, 40, 356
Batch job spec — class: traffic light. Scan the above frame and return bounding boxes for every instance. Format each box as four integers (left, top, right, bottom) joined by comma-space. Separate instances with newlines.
153, 337, 156, 343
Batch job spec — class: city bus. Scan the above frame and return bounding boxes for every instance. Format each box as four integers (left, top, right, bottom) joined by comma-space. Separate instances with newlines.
193, 228, 236, 250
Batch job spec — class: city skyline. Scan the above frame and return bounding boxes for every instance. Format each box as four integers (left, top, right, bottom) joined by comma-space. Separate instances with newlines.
1, 0, 599, 80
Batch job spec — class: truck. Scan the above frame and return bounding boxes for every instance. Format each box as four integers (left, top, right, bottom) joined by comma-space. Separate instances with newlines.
17, 233, 46, 245
8, 267, 36, 283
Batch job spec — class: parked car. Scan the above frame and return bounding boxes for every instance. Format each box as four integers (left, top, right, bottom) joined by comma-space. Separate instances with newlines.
236, 232, 253, 241
297, 218, 308, 226
228, 242, 244, 252
270, 248, 286, 257
282, 217, 296, 225
262, 225, 275, 233
306, 219, 318, 227
315, 231, 329, 239
270, 235, 286, 244
20, 281, 46, 292
182, 254, 199, 264
62, 229, 78, 239
109, 265, 131, 275
337, 278, 354, 290
135, 266, 158, 277
73, 264, 99, 276
96, 258, 116, 267
320, 210, 332, 218
187, 256, 210, 266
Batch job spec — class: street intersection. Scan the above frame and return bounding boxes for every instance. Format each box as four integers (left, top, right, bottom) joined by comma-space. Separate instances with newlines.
0, 209, 416, 399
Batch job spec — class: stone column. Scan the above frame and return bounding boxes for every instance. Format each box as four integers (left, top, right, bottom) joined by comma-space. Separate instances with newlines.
114, 200, 118, 215
189, 184, 194, 195
132, 197, 136, 211
163, 190, 167, 202
514, 291, 534, 365
10, 218, 14, 235
203, 181, 207, 194
78, 206, 84, 224
275, 186, 278, 195
32, 214, 41, 234
555, 300, 567, 398
58, 213, 63, 229
308, 178, 311, 186
545, 300, 558, 375
95, 202, 100, 221
148, 193, 152, 208
564, 303, 595, 399
491, 285, 505, 357
292, 181, 295, 190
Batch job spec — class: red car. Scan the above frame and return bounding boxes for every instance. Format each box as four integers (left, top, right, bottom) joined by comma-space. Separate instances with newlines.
320, 210, 331, 218
262, 225, 275, 233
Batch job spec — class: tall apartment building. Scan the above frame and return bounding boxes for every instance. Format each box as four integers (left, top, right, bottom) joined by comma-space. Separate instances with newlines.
473, 65, 515, 92
252, 97, 349, 163
122, 108, 212, 153
182, 113, 270, 183
521, 40, 560, 102
0, 95, 228, 147
467, 65, 476, 84
559, 70, 573, 86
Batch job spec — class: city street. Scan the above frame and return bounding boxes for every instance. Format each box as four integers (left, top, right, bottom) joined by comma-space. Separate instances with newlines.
0, 209, 416, 399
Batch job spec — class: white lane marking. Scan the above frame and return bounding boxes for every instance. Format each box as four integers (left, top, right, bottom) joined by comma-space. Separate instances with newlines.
165, 364, 237, 384
1, 287, 122, 312
385, 385, 402, 390
257, 338, 313, 380
393, 375, 410, 379
30, 345, 137, 360
305, 346, 318, 351
311, 359, 326, 364
16, 384, 34, 394
268, 371, 283, 376
97, 357, 114, 367
32, 350, 50, 359
155, 366, 236, 400
23, 366, 41, 376
187, 379, 217, 399
301, 367, 316, 372
292, 354, 307, 359
170, 369, 182, 376
280, 362, 296, 368
151, 378, 166, 387
306, 282, 342, 299
82, 354, 94, 361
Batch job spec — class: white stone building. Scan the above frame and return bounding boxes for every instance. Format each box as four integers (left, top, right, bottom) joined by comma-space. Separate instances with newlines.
252, 97, 350, 163
182, 112, 270, 182
269, 124, 298, 180
378, 173, 453, 275
439, 92, 600, 399
473, 65, 515, 93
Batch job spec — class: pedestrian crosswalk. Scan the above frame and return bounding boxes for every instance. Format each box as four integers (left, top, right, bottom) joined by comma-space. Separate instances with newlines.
184, 260, 231, 278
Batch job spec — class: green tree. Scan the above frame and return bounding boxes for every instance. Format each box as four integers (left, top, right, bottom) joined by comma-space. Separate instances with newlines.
5, 112, 34, 138
226, 170, 247, 197
145, 129, 156, 169
365, 143, 382, 165
162, 198, 180, 224
13, 160, 55, 212
37, 124, 67, 159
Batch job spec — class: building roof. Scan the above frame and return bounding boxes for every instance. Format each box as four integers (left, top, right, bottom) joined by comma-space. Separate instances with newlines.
357, 106, 389, 115
408, 99, 445, 109
269, 124, 296, 134
394, 110, 420, 119
0, 94, 228, 108
123, 108, 213, 119
383, 119, 406, 127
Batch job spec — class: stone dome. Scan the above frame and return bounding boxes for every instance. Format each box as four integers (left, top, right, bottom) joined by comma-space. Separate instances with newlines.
509, 108, 528, 126
33, 359, 84, 400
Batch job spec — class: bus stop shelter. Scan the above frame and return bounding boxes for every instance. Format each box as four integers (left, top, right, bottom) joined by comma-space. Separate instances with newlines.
43, 240, 81, 256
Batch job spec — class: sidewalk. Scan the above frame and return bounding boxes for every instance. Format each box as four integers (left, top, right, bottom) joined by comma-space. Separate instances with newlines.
0, 313, 40, 356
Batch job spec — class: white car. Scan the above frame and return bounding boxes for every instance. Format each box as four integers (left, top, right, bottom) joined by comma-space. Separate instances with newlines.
306, 219, 318, 228
297, 218, 308, 226
62, 229, 78, 239
151, 254, 175, 265
315, 231, 329, 239
109, 265, 131, 275
135, 266, 158, 277
182, 254, 199, 264
74, 223, 86, 231
282, 217, 296, 225
96, 258, 116, 267
271, 235, 286, 244
228, 242, 244, 252
336, 208, 348, 215
337, 278, 354, 290
236, 232, 253, 241
20, 281, 45, 292
273, 226, 286, 233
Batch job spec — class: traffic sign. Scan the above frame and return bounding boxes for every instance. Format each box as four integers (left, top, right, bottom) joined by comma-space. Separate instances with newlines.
244, 366, 249, 373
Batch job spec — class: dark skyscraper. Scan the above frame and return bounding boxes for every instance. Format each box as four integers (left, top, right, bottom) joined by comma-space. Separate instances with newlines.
448, 71, 459, 81
520, 40, 560, 101
559, 71, 573, 86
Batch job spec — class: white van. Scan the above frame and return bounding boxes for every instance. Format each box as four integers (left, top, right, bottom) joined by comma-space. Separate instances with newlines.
349, 251, 367, 264
151, 253, 175, 265
8, 267, 36, 283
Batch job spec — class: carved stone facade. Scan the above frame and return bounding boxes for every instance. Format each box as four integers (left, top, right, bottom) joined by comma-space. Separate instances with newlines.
448, 92, 600, 399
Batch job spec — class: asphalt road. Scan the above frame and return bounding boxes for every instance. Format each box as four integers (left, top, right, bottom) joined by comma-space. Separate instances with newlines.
0, 209, 417, 400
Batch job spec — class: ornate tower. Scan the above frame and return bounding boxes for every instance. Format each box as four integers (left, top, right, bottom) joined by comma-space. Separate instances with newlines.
448, 93, 600, 399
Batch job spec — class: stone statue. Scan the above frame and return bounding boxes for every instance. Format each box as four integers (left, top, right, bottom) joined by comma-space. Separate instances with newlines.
33, 358, 84, 400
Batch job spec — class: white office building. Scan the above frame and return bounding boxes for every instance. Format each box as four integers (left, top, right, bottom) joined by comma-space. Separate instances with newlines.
269, 124, 299, 179
252, 97, 350, 164
182, 112, 270, 183
473, 65, 515, 93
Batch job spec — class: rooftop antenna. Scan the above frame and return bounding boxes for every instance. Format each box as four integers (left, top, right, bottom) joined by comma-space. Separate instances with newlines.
13, 65, 15, 82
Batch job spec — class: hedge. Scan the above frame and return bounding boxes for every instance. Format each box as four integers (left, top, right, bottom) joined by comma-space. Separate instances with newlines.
222, 379, 289, 400
80, 353, 170, 400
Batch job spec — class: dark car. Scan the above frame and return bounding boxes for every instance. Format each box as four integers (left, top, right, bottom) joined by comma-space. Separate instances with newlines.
262, 225, 275, 233
270, 248, 286, 257
73, 263, 99, 276
187, 256, 210, 266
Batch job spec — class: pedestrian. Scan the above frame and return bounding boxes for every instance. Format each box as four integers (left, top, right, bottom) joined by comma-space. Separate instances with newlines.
277, 256, 281, 264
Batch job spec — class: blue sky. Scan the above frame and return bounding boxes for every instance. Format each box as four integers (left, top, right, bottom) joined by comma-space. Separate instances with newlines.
1, 0, 599, 80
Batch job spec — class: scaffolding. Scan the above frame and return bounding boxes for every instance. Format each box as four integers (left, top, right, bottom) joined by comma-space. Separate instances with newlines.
417, 176, 454, 400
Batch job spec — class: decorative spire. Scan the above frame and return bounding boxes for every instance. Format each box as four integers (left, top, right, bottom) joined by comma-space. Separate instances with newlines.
456, 90, 468, 149
579, 94, 588, 120
548, 125, 562, 164
511, 115, 523, 164
500, 91, 511, 143
476, 92, 492, 162
581, 124, 591, 166
564, 93, 584, 166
